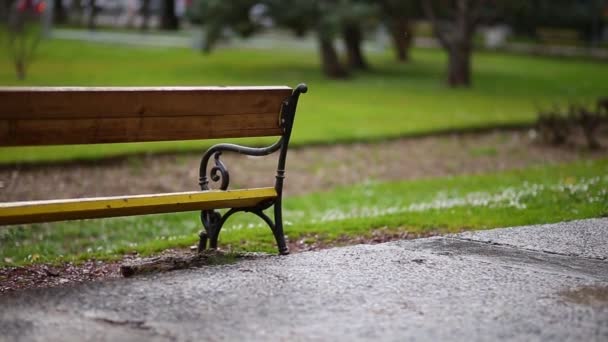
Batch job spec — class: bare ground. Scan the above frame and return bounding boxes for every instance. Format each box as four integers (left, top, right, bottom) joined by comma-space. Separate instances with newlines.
1, 129, 607, 293
1, 129, 607, 201
0, 230, 443, 294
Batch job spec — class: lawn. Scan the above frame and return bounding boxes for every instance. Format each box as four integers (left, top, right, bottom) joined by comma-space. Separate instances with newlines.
2, 158, 606, 266
1, 38, 607, 163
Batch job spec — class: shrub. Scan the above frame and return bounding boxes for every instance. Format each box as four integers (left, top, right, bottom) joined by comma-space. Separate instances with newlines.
536, 98, 607, 150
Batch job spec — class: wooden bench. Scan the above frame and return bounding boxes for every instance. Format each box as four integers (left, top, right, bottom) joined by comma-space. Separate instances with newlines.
536, 27, 582, 46
0, 84, 308, 255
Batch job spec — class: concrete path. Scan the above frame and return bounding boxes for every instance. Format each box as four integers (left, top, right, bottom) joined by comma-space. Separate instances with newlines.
1, 218, 607, 341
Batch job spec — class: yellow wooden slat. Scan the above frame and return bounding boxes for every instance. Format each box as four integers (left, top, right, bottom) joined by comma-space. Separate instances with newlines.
0, 188, 277, 226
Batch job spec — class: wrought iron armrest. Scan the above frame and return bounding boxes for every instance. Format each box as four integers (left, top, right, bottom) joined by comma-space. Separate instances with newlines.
198, 83, 308, 192
198, 138, 284, 191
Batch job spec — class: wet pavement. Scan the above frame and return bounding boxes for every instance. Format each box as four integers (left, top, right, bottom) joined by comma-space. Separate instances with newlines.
1, 218, 607, 341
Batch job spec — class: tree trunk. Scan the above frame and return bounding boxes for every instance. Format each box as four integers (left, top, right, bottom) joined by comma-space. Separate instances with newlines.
15, 59, 25, 81
343, 24, 369, 70
140, 0, 150, 31
447, 44, 472, 87
422, 0, 478, 88
389, 17, 412, 62
53, 0, 67, 24
1, 0, 9, 23
160, 0, 179, 30
69, 0, 84, 26
87, 0, 98, 30
319, 36, 348, 79
202, 24, 221, 53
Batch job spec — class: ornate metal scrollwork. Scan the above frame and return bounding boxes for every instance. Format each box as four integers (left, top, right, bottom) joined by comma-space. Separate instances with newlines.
198, 138, 284, 191
209, 152, 229, 191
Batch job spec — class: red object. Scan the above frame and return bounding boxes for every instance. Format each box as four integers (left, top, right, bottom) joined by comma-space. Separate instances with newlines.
16, 0, 29, 12
16, 0, 45, 14
35, 1, 46, 13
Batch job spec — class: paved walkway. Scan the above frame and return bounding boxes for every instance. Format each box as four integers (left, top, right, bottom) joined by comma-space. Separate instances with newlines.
1, 218, 607, 341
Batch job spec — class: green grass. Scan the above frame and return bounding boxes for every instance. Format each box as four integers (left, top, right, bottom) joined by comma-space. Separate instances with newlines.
2, 159, 607, 266
1, 38, 607, 163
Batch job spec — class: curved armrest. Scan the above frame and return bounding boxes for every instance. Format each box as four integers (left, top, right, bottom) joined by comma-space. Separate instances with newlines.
198, 138, 284, 191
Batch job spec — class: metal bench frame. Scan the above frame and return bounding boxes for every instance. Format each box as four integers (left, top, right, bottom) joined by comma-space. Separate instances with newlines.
198, 84, 307, 255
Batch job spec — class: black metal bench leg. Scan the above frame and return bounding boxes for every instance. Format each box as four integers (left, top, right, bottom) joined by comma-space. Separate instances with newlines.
209, 228, 220, 250
249, 204, 289, 255
272, 200, 289, 255
200, 208, 239, 252
198, 231, 208, 252
199, 205, 289, 255
199, 210, 221, 252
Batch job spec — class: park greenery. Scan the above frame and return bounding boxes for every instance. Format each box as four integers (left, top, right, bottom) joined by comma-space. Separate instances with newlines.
186, 0, 607, 86
1, 158, 607, 266
1, 2, 607, 268
5, 0, 605, 84
1, 38, 607, 163
5, 0, 45, 80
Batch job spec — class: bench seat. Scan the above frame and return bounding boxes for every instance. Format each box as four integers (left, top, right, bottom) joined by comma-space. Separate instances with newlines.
0, 188, 277, 226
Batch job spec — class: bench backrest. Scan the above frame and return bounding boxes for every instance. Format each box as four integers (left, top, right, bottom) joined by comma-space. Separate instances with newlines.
0, 86, 293, 146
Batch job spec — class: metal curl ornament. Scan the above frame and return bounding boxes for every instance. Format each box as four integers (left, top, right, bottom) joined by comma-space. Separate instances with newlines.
209, 152, 229, 191
198, 137, 283, 191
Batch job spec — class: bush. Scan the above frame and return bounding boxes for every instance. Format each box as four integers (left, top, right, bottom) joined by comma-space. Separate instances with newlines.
536, 98, 608, 150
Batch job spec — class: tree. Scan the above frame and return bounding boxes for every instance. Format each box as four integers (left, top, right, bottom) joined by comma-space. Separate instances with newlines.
1, 0, 15, 23
7, 0, 44, 80
189, 0, 372, 78
339, 0, 378, 70
160, 0, 179, 30
379, 0, 418, 62
422, 0, 487, 87
499, 0, 607, 45
189, 0, 260, 52
53, 0, 67, 24
265, 0, 349, 78
87, 0, 99, 30
140, 0, 151, 31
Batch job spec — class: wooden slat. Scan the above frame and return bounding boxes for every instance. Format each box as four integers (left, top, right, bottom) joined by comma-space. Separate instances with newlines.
0, 86, 293, 118
0, 188, 278, 226
1, 113, 281, 146
0, 86, 292, 146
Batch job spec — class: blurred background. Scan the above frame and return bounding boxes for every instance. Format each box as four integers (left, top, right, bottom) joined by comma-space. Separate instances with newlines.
0, 0, 607, 283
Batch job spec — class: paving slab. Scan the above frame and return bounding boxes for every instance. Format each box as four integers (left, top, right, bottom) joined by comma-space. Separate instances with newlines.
1, 219, 607, 342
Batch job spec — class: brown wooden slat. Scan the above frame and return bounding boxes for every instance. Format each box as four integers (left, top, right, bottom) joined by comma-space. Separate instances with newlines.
0, 86, 292, 146
0, 86, 292, 119
0, 113, 282, 146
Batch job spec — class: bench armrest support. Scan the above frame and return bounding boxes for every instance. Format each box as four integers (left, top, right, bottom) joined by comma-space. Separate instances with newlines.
198, 84, 308, 193
198, 138, 283, 191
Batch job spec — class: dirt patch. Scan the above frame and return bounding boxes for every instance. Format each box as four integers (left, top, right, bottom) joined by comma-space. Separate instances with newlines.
0, 228, 445, 294
287, 228, 444, 252
1, 129, 607, 201
0, 260, 121, 294
560, 285, 608, 307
